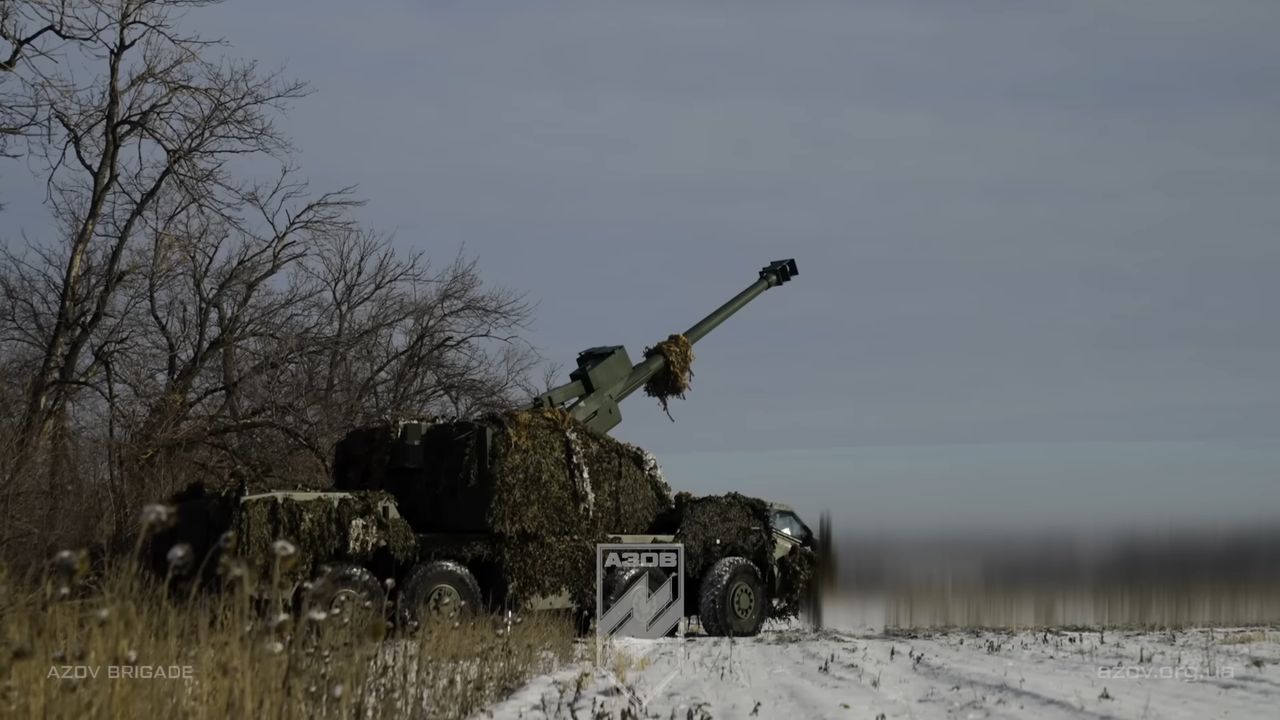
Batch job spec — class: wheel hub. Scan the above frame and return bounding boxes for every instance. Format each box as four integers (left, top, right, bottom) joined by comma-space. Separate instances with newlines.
730, 581, 756, 619
425, 584, 462, 619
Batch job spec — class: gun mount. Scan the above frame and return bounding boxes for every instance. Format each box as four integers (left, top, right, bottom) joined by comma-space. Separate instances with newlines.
354, 259, 800, 479
532, 258, 798, 434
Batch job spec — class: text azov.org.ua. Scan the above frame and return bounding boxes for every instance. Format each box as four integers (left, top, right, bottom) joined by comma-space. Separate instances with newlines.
1097, 665, 1235, 681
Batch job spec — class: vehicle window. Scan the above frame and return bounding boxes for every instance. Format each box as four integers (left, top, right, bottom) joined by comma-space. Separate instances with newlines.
772, 511, 811, 543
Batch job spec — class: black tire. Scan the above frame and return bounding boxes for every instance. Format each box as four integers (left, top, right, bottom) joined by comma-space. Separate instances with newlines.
698, 557, 767, 637
302, 562, 386, 625
398, 560, 483, 628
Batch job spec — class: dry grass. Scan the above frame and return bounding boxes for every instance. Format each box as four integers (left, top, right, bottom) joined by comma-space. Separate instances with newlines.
0, 547, 573, 719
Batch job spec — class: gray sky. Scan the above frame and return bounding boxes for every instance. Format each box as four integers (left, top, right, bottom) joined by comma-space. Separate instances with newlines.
4, 0, 1279, 534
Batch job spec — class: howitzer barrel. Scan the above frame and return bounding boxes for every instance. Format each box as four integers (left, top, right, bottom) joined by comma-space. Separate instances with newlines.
379, 259, 799, 475
613, 259, 799, 402
536, 258, 797, 434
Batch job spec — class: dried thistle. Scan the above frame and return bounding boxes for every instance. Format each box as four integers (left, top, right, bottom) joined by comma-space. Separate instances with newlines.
271, 539, 297, 558
140, 504, 175, 529
166, 544, 194, 573
51, 549, 90, 581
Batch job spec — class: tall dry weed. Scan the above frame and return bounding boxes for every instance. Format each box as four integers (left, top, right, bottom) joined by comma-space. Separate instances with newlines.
0, 533, 572, 719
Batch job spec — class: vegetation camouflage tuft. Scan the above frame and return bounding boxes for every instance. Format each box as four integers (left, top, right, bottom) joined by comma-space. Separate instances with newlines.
643, 334, 694, 418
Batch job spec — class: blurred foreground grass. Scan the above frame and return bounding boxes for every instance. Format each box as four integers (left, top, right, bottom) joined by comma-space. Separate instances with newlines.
0, 555, 573, 719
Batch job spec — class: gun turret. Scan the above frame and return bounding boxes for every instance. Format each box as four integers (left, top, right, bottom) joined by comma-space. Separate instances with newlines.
534, 259, 798, 434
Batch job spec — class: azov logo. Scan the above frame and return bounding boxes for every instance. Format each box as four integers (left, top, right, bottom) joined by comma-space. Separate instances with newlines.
596, 543, 685, 640
603, 551, 678, 569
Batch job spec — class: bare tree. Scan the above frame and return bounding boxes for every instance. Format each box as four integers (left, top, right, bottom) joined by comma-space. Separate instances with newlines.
115, 220, 535, 479
0, 0, 327, 550
284, 234, 536, 466
2, 1, 307, 449
0, 1, 539, 556
0, 1, 71, 159
98, 171, 357, 503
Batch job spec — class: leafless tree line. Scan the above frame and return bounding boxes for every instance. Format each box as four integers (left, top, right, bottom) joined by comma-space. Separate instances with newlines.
0, 1, 539, 559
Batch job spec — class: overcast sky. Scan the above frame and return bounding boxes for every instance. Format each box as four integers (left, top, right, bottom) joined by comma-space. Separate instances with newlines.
4, 0, 1278, 535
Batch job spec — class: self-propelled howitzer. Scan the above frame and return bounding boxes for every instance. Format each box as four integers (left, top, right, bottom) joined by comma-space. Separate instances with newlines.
533, 258, 798, 434
154, 257, 817, 638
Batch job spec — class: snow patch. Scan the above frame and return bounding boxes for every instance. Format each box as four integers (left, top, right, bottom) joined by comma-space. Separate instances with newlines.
565, 428, 594, 517
482, 626, 1280, 719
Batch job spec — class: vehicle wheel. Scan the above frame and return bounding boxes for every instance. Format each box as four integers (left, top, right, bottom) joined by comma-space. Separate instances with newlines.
302, 563, 386, 626
604, 567, 679, 637
698, 557, 766, 637
398, 560, 482, 628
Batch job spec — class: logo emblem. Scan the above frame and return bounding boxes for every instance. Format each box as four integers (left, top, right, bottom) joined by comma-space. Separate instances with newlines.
596, 543, 684, 640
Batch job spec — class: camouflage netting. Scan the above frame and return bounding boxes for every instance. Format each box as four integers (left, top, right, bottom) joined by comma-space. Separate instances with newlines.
672, 492, 819, 620
231, 491, 417, 587
159, 406, 804, 616
673, 491, 774, 583
311, 409, 676, 606
499, 535, 600, 610
487, 409, 672, 536
775, 545, 818, 619
643, 334, 694, 418
484, 409, 674, 605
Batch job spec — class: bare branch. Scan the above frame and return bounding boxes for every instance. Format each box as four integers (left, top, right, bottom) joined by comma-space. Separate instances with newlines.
0, 0, 540, 554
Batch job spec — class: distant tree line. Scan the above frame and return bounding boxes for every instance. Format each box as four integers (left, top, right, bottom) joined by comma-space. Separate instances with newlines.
0, 1, 538, 561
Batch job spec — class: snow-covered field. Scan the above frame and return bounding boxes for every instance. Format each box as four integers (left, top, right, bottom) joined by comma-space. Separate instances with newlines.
479, 625, 1279, 719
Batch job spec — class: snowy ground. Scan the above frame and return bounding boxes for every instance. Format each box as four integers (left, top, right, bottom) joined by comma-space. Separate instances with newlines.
478, 625, 1280, 719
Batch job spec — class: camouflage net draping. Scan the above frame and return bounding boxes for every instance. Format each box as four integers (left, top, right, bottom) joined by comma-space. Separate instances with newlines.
148, 487, 416, 591
486, 409, 673, 606
322, 408, 677, 607
153, 410, 814, 619
671, 491, 774, 583
231, 492, 417, 586
643, 334, 694, 419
